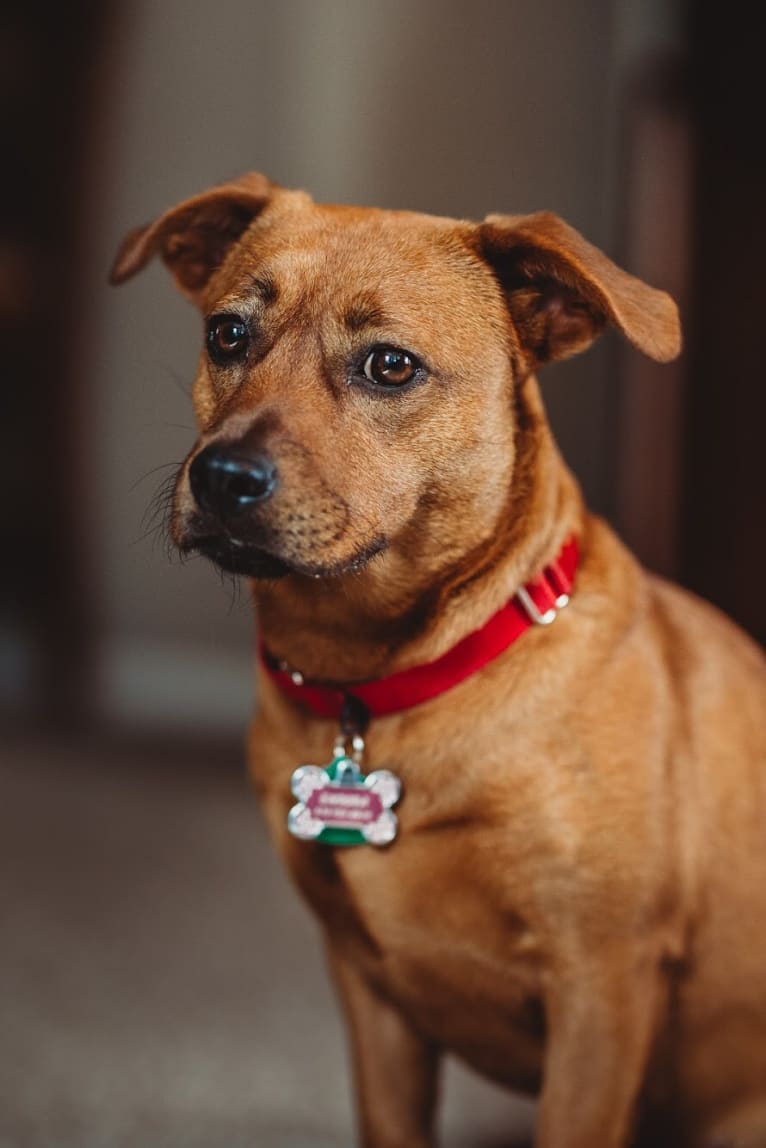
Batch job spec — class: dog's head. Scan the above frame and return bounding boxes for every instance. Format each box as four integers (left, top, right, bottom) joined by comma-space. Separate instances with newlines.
111, 173, 680, 591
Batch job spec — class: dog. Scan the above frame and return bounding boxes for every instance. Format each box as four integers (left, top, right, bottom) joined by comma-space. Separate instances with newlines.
111, 172, 766, 1148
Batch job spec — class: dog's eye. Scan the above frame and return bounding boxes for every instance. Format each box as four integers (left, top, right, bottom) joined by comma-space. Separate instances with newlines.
363, 347, 419, 388
207, 314, 250, 365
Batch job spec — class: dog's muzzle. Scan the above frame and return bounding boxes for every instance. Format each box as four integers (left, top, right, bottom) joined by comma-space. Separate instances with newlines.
184, 443, 290, 577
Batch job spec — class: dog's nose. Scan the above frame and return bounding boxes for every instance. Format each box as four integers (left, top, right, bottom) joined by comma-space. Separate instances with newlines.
189, 445, 278, 519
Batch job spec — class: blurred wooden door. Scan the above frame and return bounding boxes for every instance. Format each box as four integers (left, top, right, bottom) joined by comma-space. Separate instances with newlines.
616, 9, 764, 647
681, 3, 766, 645
0, 4, 115, 724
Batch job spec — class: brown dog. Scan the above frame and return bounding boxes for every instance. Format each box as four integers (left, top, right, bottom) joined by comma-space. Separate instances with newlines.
111, 173, 766, 1148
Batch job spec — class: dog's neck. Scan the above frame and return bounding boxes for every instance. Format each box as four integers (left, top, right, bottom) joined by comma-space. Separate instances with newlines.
253, 378, 584, 684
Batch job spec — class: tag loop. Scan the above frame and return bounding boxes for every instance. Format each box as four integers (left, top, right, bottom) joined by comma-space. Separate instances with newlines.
332, 731, 365, 770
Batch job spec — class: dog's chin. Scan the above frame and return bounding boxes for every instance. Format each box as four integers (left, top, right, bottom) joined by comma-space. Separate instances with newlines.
188, 534, 388, 581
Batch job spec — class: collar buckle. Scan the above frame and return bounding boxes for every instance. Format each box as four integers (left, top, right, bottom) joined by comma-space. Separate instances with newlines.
514, 557, 572, 626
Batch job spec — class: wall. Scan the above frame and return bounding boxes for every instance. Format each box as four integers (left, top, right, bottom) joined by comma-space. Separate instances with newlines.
92, 0, 628, 731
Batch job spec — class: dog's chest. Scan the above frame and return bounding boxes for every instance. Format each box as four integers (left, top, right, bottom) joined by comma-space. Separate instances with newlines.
282, 814, 549, 1087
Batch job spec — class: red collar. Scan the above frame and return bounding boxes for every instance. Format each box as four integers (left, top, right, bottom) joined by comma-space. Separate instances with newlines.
261, 536, 578, 724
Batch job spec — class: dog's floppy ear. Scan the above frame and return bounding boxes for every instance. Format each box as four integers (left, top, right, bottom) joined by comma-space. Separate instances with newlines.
479, 211, 681, 367
109, 172, 275, 301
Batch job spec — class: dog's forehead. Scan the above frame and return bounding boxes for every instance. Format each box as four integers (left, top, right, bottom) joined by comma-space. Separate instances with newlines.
215, 200, 497, 319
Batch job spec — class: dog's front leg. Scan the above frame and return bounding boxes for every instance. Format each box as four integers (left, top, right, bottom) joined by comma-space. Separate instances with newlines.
326, 943, 440, 1148
535, 950, 667, 1148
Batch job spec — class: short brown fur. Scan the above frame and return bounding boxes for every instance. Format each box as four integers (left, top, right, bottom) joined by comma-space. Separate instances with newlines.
112, 173, 766, 1148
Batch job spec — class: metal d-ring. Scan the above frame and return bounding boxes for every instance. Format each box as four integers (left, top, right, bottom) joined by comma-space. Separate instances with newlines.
516, 585, 557, 626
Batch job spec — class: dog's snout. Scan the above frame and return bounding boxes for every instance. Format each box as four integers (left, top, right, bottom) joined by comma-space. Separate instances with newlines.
189, 445, 278, 520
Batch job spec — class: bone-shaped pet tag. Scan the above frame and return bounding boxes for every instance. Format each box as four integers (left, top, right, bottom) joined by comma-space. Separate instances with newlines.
288, 755, 401, 847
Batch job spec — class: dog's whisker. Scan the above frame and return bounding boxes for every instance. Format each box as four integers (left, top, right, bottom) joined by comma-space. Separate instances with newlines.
131, 469, 181, 554
127, 460, 180, 495
159, 364, 193, 398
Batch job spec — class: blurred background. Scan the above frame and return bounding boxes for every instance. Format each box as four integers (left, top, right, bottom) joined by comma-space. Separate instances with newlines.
0, 1, 763, 1145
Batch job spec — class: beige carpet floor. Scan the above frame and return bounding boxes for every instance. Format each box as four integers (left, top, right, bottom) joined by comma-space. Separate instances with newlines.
0, 729, 535, 1147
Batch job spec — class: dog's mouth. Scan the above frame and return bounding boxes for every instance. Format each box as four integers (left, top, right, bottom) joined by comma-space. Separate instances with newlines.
187, 533, 389, 581
193, 537, 293, 579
